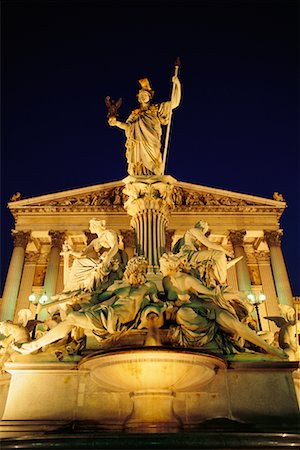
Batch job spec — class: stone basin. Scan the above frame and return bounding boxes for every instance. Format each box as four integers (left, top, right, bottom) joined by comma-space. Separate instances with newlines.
79, 347, 226, 392
78, 347, 227, 432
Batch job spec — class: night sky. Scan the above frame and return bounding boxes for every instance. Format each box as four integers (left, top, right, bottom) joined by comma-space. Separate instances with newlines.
1, 0, 299, 295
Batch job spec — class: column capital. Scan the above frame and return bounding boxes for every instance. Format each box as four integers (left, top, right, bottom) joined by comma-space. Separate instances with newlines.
228, 230, 246, 246
264, 230, 282, 247
11, 230, 30, 249
48, 230, 65, 249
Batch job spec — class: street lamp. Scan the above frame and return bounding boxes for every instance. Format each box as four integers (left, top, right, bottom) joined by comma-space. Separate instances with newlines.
28, 292, 48, 338
247, 292, 266, 331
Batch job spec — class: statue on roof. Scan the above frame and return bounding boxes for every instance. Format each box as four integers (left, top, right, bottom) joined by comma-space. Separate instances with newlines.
107, 59, 181, 176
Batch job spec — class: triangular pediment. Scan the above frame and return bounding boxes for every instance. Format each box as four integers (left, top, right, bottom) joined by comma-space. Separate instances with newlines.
173, 181, 286, 210
8, 178, 285, 215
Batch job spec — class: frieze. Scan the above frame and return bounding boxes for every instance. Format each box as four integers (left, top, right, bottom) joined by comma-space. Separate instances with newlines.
8, 185, 286, 218
33, 186, 128, 208
172, 187, 265, 208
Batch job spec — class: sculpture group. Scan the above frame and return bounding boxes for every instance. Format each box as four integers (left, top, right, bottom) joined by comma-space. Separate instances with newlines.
0, 62, 293, 370
0, 217, 288, 364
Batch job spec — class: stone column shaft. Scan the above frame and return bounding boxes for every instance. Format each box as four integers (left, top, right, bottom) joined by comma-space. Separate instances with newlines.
228, 230, 252, 293
40, 231, 65, 320
13, 254, 37, 322
264, 231, 293, 307
257, 252, 281, 332
226, 265, 239, 291
0, 231, 30, 321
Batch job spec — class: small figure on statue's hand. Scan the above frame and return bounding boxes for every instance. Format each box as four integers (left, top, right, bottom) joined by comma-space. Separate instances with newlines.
105, 96, 122, 119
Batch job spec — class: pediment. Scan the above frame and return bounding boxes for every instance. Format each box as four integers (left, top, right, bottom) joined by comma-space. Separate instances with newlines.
8, 178, 285, 216
173, 181, 286, 212
8, 180, 126, 213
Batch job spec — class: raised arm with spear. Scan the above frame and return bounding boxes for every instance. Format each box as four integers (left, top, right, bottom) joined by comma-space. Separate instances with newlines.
162, 57, 181, 175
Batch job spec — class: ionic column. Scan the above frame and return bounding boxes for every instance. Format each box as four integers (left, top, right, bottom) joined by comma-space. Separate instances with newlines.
264, 230, 293, 306
256, 251, 281, 331
43, 230, 65, 305
0, 231, 30, 321
228, 230, 252, 293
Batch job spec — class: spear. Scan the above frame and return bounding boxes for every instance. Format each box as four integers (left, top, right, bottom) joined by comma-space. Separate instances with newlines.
162, 57, 181, 175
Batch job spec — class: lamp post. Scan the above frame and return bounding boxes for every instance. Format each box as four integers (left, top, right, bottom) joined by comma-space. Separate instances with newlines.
247, 292, 266, 331
28, 292, 48, 339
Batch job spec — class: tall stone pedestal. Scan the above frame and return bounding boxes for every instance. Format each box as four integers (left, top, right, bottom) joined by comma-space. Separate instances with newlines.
123, 175, 176, 273
0, 349, 298, 444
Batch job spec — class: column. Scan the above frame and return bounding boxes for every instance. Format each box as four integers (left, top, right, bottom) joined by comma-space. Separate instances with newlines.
0, 231, 30, 321
120, 230, 135, 260
256, 251, 281, 332
13, 252, 38, 322
264, 230, 294, 307
165, 229, 175, 253
226, 265, 239, 291
41, 231, 65, 319
123, 177, 175, 274
228, 230, 252, 293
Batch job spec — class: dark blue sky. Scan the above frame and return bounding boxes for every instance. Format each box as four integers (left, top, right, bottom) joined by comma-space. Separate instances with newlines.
1, 0, 299, 295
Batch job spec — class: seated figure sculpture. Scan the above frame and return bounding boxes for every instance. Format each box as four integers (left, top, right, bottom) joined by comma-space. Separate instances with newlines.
62, 218, 120, 293
173, 220, 241, 288
14, 256, 160, 355
159, 252, 287, 358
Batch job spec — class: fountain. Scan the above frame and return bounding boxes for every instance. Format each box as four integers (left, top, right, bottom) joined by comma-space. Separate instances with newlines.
0, 62, 299, 447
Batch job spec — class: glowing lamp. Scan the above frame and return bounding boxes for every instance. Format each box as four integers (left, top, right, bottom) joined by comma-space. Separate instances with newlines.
28, 292, 36, 303
39, 293, 48, 304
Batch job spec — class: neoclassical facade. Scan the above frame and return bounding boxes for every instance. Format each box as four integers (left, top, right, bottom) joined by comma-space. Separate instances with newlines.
0, 177, 294, 333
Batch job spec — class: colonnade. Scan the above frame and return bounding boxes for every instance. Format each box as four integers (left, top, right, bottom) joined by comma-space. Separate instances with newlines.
0, 226, 295, 323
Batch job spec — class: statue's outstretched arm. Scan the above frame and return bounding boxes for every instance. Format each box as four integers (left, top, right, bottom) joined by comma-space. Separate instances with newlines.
189, 228, 232, 256
108, 116, 129, 131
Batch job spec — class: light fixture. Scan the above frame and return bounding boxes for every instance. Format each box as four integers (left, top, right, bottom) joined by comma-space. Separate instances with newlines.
247, 291, 266, 331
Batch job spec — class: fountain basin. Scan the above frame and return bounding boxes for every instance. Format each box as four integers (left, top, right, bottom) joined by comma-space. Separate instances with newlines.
79, 348, 226, 431
79, 347, 226, 393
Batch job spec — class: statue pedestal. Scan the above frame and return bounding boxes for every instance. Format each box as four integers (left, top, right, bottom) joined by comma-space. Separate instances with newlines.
0, 349, 299, 439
